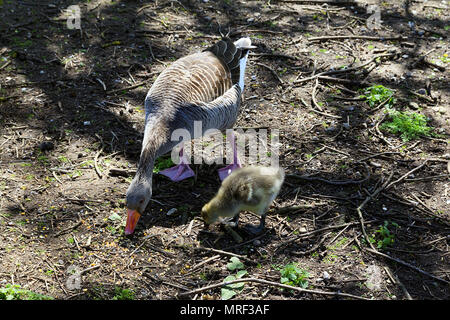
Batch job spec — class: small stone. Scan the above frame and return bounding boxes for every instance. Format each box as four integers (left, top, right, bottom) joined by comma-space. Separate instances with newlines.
323, 271, 331, 280
402, 54, 409, 59
409, 102, 419, 110
166, 208, 177, 216
299, 226, 307, 233
343, 105, 355, 111
83, 121, 91, 126
417, 88, 427, 95
369, 161, 382, 168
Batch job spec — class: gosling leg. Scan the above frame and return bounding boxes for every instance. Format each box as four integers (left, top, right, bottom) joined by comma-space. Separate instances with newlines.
222, 212, 240, 228
243, 213, 266, 235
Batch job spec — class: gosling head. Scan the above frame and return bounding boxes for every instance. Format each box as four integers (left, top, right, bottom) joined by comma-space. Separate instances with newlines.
201, 202, 216, 228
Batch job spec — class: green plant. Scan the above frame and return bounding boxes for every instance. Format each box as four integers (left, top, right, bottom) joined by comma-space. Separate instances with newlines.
381, 110, 433, 141
112, 287, 135, 300
361, 85, 395, 108
153, 156, 174, 173
374, 221, 399, 249
221, 257, 247, 300
0, 284, 53, 300
227, 256, 244, 271
277, 263, 309, 289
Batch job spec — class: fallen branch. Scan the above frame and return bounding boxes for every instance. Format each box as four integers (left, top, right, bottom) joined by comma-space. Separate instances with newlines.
363, 246, 450, 285
191, 246, 256, 265
274, 0, 357, 4
53, 221, 82, 237
311, 78, 322, 111
255, 62, 284, 84
177, 277, 371, 300
295, 53, 397, 84
94, 148, 104, 179
385, 160, 429, 190
287, 163, 370, 185
308, 35, 408, 42
108, 168, 136, 177
278, 220, 377, 249
291, 233, 330, 256
250, 52, 301, 61
409, 48, 437, 69
275, 203, 326, 214
317, 75, 371, 86
107, 80, 149, 94
356, 171, 394, 251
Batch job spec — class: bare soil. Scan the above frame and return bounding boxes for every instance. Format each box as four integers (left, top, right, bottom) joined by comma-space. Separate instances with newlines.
0, 0, 449, 300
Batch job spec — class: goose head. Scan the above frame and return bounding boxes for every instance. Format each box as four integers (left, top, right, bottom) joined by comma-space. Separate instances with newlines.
125, 173, 152, 235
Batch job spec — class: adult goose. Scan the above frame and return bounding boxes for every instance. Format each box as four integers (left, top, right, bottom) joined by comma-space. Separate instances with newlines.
125, 37, 256, 235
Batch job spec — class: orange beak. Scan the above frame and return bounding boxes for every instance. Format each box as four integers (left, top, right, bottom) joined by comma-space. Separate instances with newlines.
125, 209, 141, 235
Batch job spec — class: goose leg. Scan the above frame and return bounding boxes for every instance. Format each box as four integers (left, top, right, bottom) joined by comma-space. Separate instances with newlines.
159, 144, 195, 182
218, 131, 242, 181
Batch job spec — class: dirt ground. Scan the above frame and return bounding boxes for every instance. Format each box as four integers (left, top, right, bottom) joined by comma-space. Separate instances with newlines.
0, 0, 449, 300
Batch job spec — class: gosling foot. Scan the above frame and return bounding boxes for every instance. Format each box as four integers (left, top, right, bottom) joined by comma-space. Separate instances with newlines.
242, 214, 266, 235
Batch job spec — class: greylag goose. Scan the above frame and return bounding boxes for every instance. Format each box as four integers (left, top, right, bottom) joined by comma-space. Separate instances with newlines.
125, 37, 255, 235
202, 166, 285, 234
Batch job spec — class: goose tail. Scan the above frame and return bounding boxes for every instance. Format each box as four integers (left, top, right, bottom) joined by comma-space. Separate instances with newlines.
206, 37, 256, 91
234, 37, 255, 91
233, 37, 257, 50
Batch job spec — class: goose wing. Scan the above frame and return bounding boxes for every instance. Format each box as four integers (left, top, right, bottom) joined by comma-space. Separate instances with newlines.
144, 37, 253, 138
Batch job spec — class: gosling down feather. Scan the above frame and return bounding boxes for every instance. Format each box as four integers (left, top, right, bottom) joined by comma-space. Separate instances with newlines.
202, 166, 285, 235
125, 37, 256, 235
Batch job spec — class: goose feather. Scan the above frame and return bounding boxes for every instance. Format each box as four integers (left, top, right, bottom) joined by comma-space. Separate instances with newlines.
125, 37, 254, 234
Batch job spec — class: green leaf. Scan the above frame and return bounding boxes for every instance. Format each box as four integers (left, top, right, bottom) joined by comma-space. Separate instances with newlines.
108, 212, 122, 222
227, 257, 244, 271
236, 270, 248, 278
221, 287, 236, 300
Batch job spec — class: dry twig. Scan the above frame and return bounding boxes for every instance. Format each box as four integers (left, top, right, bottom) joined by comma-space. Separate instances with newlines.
178, 277, 371, 300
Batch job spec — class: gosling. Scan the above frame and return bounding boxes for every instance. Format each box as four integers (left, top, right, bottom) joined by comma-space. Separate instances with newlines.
201, 166, 285, 234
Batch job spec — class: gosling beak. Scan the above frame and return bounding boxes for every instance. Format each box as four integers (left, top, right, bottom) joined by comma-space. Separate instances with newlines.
125, 209, 141, 235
